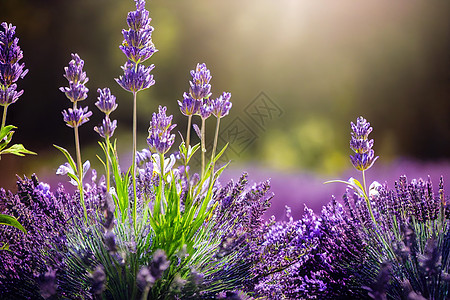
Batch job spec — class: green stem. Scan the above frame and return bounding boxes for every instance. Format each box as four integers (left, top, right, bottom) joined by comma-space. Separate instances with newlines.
362, 170, 376, 225
132, 91, 138, 232
159, 152, 165, 214
1, 104, 8, 129
210, 117, 221, 167
201, 117, 206, 178
74, 125, 87, 222
106, 136, 111, 193
186, 115, 192, 150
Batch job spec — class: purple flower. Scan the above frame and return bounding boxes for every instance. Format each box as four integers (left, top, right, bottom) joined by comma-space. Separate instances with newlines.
198, 101, 212, 119
189, 63, 212, 100
0, 83, 23, 105
0, 22, 28, 106
147, 106, 176, 154
211, 92, 232, 118
60, 81, 89, 103
62, 106, 93, 128
94, 117, 117, 139
89, 265, 106, 295
61, 53, 88, 85
349, 116, 378, 171
59, 53, 89, 103
178, 92, 201, 116
120, 0, 157, 64
116, 61, 155, 93
95, 88, 117, 115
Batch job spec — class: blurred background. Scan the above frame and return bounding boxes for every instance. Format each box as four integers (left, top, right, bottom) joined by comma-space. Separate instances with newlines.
1, 0, 449, 219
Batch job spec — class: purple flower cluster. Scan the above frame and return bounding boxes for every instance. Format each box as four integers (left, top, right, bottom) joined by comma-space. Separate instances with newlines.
60, 54, 92, 128
62, 106, 92, 128
94, 88, 118, 138
59, 53, 89, 103
0, 175, 93, 299
350, 116, 378, 171
116, 0, 156, 93
0, 22, 28, 107
177, 63, 232, 120
147, 106, 176, 154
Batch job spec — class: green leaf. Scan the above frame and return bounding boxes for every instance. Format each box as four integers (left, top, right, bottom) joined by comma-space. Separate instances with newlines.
0, 242, 10, 251
54, 144, 78, 176
1, 143, 37, 156
0, 125, 15, 141
0, 214, 27, 234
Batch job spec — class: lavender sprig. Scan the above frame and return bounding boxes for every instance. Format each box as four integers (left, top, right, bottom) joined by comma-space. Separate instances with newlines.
0, 22, 34, 159
210, 92, 232, 167
115, 0, 156, 231
0, 22, 28, 127
94, 88, 118, 193
58, 53, 91, 221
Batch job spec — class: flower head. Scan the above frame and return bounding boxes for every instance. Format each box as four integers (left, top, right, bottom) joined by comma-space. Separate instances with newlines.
120, 0, 157, 64
62, 106, 92, 128
211, 92, 232, 118
95, 88, 117, 115
189, 63, 212, 100
59, 53, 89, 103
147, 106, 176, 154
0, 83, 23, 106
177, 92, 201, 116
116, 61, 155, 93
94, 117, 117, 139
0, 22, 28, 106
350, 116, 378, 171
198, 101, 212, 119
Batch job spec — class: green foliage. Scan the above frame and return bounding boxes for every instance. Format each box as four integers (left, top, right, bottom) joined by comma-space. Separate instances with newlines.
0, 126, 36, 158
0, 214, 27, 234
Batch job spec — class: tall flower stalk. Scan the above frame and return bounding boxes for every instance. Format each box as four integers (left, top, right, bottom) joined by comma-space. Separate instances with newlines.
349, 116, 379, 225
94, 88, 118, 193
116, 0, 156, 229
0, 22, 28, 128
210, 92, 232, 170
59, 53, 92, 221
0, 22, 34, 158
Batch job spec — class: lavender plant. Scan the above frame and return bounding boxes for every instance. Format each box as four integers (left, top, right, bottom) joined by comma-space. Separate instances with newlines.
115, 0, 156, 230
3, 0, 450, 298
56, 53, 92, 222
0, 22, 35, 158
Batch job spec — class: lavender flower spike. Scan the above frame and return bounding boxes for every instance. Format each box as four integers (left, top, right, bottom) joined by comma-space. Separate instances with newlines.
178, 92, 200, 117
147, 106, 176, 154
0, 84, 23, 106
350, 116, 379, 171
0, 22, 28, 108
95, 88, 118, 115
120, 0, 157, 64
62, 106, 93, 128
189, 63, 212, 100
116, 61, 155, 93
211, 92, 232, 118
59, 53, 89, 103
94, 117, 117, 139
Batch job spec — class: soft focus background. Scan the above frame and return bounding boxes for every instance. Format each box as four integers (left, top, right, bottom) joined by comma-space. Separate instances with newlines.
1, 0, 449, 219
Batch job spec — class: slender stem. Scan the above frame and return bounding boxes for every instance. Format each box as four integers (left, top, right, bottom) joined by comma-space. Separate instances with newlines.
201, 117, 206, 178
132, 91, 138, 231
210, 117, 221, 170
74, 125, 87, 222
362, 170, 377, 227
71, 101, 87, 222
1, 104, 8, 129
186, 115, 192, 150
106, 136, 111, 193
159, 153, 165, 214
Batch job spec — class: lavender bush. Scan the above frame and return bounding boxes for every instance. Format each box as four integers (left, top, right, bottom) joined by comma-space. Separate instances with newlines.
0, 1, 449, 300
